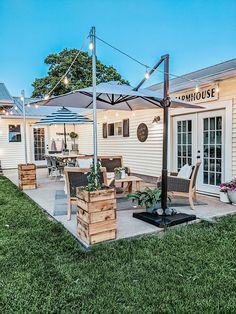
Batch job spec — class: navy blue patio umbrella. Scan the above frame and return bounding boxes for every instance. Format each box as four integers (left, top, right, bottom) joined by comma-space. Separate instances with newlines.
36, 106, 92, 150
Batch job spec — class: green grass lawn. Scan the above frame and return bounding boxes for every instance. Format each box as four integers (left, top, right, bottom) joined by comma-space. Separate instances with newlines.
0, 176, 236, 313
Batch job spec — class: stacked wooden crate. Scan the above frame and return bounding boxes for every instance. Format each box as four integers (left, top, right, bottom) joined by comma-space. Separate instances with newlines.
77, 188, 117, 245
18, 164, 37, 190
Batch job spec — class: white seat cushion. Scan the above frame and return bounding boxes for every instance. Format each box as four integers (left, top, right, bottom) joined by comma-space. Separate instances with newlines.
177, 164, 192, 179
78, 158, 92, 168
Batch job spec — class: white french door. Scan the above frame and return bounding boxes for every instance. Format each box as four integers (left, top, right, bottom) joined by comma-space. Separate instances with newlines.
173, 110, 225, 194
32, 127, 47, 165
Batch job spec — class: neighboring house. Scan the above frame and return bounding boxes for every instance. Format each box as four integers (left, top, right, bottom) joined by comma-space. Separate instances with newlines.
76, 58, 236, 195
0, 84, 88, 169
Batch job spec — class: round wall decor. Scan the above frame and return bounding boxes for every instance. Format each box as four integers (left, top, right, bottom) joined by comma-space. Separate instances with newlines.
137, 123, 148, 142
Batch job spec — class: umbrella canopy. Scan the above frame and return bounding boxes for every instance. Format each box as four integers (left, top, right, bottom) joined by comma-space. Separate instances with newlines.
35, 106, 92, 125
36, 106, 92, 150
32, 81, 202, 110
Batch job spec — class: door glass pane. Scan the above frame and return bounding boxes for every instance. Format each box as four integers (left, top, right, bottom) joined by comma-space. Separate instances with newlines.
176, 119, 192, 171
34, 128, 45, 161
202, 116, 222, 186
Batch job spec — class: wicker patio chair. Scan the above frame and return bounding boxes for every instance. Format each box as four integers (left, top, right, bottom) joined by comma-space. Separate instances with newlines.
64, 167, 108, 220
157, 161, 202, 210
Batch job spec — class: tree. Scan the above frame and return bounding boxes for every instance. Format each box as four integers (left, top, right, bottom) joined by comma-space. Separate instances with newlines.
31, 49, 129, 97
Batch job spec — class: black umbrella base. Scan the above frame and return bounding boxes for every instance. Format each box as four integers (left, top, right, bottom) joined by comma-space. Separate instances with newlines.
133, 211, 196, 228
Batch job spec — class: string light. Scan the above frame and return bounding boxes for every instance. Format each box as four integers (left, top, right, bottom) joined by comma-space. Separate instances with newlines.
44, 94, 49, 100
27, 103, 31, 107
14, 106, 18, 110
89, 42, 94, 50
35, 104, 39, 108
195, 85, 199, 92
216, 85, 220, 93
20, 96, 24, 101
63, 76, 69, 85
132, 112, 136, 116
10, 111, 13, 115
145, 67, 150, 80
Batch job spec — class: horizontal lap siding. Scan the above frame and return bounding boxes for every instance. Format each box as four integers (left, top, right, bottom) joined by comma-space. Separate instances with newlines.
0, 118, 33, 168
78, 109, 163, 177
219, 79, 236, 177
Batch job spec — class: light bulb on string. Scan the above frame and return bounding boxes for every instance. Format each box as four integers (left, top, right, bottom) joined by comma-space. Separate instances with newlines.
195, 85, 199, 93
63, 76, 69, 85
27, 103, 31, 107
35, 104, 39, 109
89, 42, 94, 50
20, 96, 24, 101
14, 106, 18, 110
145, 68, 150, 80
216, 85, 220, 93
6, 111, 9, 116
10, 111, 13, 115
132, 112, 136, 117
44, 94, 49, 100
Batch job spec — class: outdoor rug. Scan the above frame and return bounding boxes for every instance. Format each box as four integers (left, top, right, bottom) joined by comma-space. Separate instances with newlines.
54, 190, 207, 215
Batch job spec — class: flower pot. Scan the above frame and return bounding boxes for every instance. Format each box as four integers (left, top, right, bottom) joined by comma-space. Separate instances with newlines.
115, 173, 121, 180
219, 191, 230, 203
227, 190, 236, 205
121, 170, 126, 179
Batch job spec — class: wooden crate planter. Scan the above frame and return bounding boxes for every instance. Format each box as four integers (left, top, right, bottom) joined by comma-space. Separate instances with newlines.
77, 188, 117, 245
18, 164, 37, 190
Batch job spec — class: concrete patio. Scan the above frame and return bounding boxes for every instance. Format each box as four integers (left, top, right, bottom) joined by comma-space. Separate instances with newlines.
4, 168, 236, 247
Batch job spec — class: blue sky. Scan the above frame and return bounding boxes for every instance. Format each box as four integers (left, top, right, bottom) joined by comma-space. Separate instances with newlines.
0, 0, 235, 96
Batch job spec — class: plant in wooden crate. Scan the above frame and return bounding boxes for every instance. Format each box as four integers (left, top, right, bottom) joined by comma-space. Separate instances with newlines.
76, 162, 117, 245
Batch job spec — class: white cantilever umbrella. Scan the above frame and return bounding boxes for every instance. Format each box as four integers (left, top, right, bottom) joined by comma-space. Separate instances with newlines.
32, 81, 200, 110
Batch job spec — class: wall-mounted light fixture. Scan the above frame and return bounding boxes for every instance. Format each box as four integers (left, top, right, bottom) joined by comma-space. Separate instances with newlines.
152, 116, 161, 123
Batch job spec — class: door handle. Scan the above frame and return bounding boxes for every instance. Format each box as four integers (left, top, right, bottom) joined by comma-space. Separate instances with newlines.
197, 150, 201, 159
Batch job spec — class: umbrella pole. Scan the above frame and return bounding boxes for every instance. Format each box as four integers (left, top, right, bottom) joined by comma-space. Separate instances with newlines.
91, 26, 98, 172
64, 123, 67, 150
161, 54, 170, 214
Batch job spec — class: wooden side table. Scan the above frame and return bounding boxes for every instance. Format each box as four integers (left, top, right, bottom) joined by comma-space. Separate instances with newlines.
115, 175, 143, 197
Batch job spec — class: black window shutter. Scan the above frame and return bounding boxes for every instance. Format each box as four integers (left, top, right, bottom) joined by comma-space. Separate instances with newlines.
103, 123, 108, 138
123, 119, 129, 137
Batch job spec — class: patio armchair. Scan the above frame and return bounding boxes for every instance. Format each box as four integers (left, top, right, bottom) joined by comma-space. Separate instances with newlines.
64, 166, 108, 220
50, 156, 64, 179
98, 156, 130, 185
157, 161, 202, 210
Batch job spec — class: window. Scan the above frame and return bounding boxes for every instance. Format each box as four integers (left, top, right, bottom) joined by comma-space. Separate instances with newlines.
9, 125, 21, 142
177, 120, 192, 170
102, 119, 130, 138
108, 122, 122, 136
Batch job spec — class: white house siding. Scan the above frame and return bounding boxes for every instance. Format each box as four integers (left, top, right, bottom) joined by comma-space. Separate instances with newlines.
0, 117, 35, 168
78, 109, 164, 177
0, 117, 81, 169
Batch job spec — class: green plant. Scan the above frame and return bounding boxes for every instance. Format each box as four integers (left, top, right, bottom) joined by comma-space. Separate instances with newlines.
85, 162, 106, 191
69, 132, 78, 145
114, 167, 125, 175
127, 187, 171, 209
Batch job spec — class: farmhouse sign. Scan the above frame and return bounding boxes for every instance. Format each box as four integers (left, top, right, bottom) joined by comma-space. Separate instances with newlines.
175, 85, 219, 104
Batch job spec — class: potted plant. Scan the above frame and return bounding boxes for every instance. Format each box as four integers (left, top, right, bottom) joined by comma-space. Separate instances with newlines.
225, 179, 236, 205
76, 162, 117, 245
114, 167, 126, 179
69, 131, 78, 151
219, 182, 230, 203
127, 187, 171, 213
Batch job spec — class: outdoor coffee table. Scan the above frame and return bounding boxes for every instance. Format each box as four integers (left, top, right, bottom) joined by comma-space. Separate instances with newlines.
115, 175, 143, 197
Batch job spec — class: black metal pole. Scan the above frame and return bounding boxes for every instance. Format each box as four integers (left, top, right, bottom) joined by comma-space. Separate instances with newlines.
161, 54, 170, 213
64, 123, 67, 150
